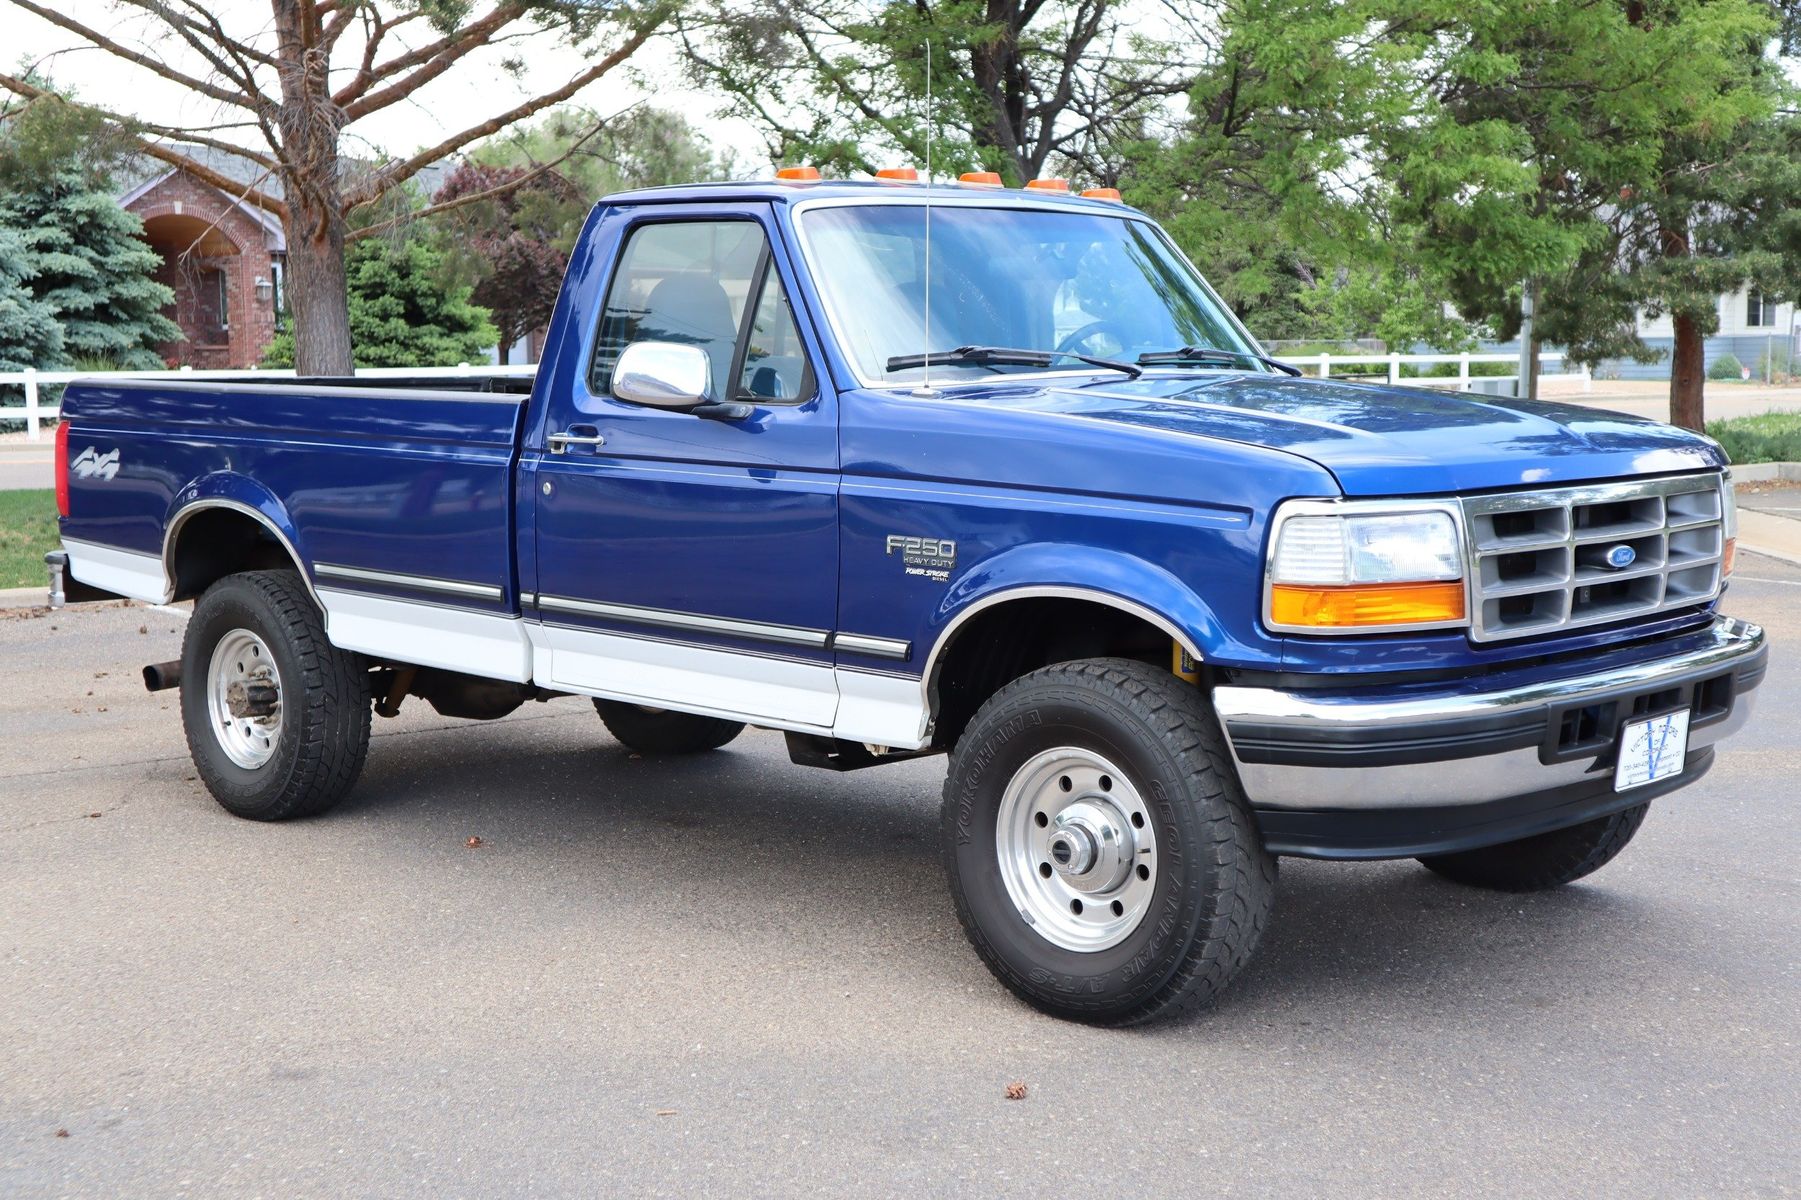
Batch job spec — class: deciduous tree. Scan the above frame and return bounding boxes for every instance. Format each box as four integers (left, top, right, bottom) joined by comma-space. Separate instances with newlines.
1, 0, 670, 374
432, 161, 577, 362
678, 0, 1189, 182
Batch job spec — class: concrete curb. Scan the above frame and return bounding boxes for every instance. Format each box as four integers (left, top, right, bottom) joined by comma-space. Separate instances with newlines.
0, 585, 49, 610
1731, 461, 1801, 483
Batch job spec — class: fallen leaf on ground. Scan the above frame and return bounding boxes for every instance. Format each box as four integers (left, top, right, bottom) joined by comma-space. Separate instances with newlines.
86, 812, 102, 819
138, 626, 146, 634
54, 1129, 69, 1138
1005, 1082, 1027, 1101
466, 836, 483, 848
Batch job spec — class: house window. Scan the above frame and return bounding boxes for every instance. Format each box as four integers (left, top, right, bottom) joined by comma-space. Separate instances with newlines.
1747, 291, 1774, 328
270, 257, 288, 330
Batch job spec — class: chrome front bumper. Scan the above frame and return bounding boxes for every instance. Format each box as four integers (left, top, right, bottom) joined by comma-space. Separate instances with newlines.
1214, 616, 1766, 815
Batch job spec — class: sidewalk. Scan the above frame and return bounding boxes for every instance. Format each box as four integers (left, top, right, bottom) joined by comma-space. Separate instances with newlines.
1735, 479, 1801, 567
0, 436, 52, 491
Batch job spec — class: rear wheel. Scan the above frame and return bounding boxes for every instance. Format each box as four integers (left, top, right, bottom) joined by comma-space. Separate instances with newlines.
1417, 804, 1650, 892
593, 700, 744, 755
180, 570, 370, 820
942, 658, 1276, 1025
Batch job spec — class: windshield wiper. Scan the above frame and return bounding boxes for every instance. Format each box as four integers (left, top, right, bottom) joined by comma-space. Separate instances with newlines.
1136, 345, 1302, 376
885, 345, 1143, 380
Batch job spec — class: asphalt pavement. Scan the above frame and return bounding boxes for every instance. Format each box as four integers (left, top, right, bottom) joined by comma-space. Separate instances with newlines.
1, 565, 1797, 1197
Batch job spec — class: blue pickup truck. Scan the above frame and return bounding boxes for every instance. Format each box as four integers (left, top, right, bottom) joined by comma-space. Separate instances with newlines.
49, 177, 1766, 1024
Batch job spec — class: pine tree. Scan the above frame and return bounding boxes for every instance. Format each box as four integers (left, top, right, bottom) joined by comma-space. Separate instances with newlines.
0, 162, 179, 370
262, 236, 498, 370
0, 227, 64, 406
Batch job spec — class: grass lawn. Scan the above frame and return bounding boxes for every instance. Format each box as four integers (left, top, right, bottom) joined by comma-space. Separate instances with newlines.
0, 489, 58, 589
1706, 410, 1801, 466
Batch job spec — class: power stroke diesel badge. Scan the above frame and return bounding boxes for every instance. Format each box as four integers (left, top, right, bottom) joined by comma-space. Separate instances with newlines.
886, 534, 957, 582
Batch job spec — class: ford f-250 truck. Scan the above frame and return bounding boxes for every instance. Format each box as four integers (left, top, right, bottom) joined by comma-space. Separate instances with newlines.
48, 176, 1767, 1025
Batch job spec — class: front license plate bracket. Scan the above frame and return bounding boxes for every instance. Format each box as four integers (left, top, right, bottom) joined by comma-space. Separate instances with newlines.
1614, 709, 1691, 792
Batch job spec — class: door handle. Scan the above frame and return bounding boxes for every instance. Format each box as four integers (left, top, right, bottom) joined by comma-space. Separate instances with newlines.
547, 425, 605, 454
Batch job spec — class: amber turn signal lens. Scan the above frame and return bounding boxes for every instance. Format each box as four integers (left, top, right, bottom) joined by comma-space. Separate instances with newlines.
775, 166, 821, 181
959, 171, 1004, 186
1270, 581, 1466, 629
1025, 178, 1070, 191
1081, 187, 1122, 201
875, 167, 918, 181
1722, 536, 1736, 578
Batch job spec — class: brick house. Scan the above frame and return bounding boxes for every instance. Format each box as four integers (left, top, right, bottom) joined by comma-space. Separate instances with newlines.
117, 146, 288, 369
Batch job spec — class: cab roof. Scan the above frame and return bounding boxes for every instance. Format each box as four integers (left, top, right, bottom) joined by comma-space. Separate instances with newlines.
596, 178, 1142, 213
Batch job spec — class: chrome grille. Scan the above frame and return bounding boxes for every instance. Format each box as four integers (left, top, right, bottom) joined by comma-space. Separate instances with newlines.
1460, 474, 1726, 643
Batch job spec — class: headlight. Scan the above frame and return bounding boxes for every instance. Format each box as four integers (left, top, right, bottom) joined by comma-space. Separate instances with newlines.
1266, 502, 1467, 633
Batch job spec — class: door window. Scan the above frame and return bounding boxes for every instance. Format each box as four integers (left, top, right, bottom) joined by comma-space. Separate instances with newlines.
737, 263, 814, 402
590, 219, 815, 404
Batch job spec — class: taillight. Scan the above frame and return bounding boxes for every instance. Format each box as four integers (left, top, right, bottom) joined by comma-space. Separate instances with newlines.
55, 420, 70, 517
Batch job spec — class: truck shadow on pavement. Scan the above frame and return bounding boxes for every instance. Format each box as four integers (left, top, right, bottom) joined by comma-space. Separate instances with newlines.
331, 712, 1670, 1030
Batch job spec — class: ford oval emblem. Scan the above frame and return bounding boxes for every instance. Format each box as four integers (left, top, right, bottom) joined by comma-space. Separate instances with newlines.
1605, 544, 1637, 570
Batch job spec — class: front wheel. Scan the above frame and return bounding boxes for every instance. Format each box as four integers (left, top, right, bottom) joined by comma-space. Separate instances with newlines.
942, 658, 1276, 1025
180, 570, 370, 820
1417, 804, 1650, 892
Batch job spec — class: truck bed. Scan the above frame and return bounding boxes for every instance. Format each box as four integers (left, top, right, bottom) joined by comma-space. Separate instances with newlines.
59, 374, 530, 629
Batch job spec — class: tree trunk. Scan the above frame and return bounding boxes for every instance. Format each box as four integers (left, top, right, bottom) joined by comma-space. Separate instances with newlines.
272, 0, 354, 376
1661, 217, 1705, 431
283, 194, 352, 375
1670, 310, 1706, 431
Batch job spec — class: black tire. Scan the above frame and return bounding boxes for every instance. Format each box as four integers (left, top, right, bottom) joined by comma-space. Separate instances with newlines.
180, 570, 370, 820
1417, 804, 1650, 892
593, 700, 745, 755
942, 658, 1276, 1026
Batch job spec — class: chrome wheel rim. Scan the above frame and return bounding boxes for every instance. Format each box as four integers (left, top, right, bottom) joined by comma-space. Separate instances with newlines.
996, 747, 1158, 952
205, 628, 283, 769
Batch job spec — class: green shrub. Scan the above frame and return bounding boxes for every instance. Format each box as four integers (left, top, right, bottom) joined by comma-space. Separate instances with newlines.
1707, 353, 1744, 381
1706, 410, 1801, 464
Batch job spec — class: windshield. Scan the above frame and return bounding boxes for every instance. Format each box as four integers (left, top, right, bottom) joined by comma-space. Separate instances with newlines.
797, 203, 1260, 384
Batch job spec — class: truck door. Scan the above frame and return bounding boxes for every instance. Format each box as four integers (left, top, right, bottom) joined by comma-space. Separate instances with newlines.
523, 204, 840, 729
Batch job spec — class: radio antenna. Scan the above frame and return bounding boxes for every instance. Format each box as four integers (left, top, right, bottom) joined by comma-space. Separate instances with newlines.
916, 38, 936, 397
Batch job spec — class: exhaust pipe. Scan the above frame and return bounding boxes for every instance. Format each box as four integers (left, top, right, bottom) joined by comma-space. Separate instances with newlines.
142, 661, 182, 692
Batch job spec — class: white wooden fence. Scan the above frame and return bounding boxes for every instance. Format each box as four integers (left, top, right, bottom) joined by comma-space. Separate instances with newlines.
1, 352, 1588, 441
0, 363, 538, 440
1291, 350, 1590, 391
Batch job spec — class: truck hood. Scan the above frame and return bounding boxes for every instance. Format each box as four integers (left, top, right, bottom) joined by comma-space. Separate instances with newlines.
955, 373, 1725, 495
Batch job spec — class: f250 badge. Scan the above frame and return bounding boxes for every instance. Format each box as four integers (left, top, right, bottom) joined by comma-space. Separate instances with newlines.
886, 534, 957, 582
71, 446, 121, 481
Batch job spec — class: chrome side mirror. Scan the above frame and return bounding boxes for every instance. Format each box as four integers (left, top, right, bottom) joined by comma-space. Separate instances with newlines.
612, 341, 712, 410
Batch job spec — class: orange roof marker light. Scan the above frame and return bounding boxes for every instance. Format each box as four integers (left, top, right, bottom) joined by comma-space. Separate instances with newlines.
1025, 178, 1070, 192
1081, 187, 1123, 202
775, 166, 821, 182
959, 171, 1004, 187
875, 167, 919, 181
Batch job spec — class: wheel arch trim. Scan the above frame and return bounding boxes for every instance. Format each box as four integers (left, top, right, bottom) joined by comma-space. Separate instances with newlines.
161, 482, 316, 606
921, 583, 1207, 717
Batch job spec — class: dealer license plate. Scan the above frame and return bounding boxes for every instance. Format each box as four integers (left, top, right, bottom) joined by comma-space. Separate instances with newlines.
1614, 710, 1691, 792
